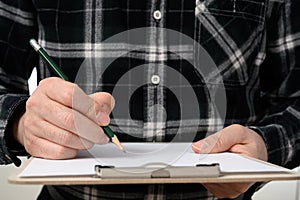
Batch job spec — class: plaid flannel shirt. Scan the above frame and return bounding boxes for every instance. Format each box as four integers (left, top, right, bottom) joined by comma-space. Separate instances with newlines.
0, 0, 300, 199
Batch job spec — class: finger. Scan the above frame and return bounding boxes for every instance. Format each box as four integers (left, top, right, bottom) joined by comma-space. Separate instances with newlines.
192, 124, 247, 154
29, 97, 109, 143
23, 134, 78, 160
73, 91, 114, 126
39, 77, 113, 125
89, 92, 115, 125
90, 92, 115, 113
71, 109, 110, 143
27, 118, 96, 150
39, 77, 76, 108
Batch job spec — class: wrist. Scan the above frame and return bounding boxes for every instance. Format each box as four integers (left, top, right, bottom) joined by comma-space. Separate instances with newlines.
12, 112, 25, 146
247, 126, 269, 162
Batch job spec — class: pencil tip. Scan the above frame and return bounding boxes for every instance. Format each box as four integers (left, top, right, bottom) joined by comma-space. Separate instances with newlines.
111, 136, 126, 153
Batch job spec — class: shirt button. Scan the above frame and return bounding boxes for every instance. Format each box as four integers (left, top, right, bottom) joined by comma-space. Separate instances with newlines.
153, 10, 162, 20
151, 75, 160, 85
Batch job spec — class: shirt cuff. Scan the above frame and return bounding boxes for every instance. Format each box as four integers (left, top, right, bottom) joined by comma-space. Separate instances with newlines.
0, 95, 29, 166
248, 125, 289, 167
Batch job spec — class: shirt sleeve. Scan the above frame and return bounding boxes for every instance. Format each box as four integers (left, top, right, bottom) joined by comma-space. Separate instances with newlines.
250, 0, 300, 169
0, 0, 38, 166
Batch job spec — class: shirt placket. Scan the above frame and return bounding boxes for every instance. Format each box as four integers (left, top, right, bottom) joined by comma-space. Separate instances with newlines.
143, 0, 167, 143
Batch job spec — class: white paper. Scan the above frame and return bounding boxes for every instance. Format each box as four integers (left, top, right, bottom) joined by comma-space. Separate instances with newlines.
19, 143, 290, 177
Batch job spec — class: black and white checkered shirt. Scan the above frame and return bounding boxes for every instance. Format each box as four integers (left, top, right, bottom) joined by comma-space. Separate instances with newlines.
1, 0, 300, 199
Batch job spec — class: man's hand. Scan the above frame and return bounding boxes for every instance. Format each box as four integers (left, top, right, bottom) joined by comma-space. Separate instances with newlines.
192, 124, 268, 199
13, 77, 115, 159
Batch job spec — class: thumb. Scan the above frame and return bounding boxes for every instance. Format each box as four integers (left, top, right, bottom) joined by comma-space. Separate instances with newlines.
90, 92, 115, 114
192, 124, 246, 154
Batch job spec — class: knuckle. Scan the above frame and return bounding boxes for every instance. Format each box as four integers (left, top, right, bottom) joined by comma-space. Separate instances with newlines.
230, 124, 245, 133
212, 134, 223, 150
39, 77, 58, 88
59, 131, 73, 145
26, 98, 37, 111
23, 117, 33, 128
61, 112, 75, 129
38, 78, 48, 88
61, 87, 74, 105
214, 140, 223, 151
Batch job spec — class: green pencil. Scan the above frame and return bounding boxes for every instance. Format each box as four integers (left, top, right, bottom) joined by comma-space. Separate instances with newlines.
29, 39, 125, 152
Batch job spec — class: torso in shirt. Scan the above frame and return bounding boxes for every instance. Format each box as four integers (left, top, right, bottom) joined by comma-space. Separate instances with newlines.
34, 0, 277, 143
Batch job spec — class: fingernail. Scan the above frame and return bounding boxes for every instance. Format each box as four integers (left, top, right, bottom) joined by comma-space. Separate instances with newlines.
96, 112, 109, 125
110, 97, 115, 109
192, 141, 209, 153
192, 144, 201, 153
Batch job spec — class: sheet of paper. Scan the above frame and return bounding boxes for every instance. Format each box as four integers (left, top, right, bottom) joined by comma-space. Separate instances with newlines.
19, 143, 289, 177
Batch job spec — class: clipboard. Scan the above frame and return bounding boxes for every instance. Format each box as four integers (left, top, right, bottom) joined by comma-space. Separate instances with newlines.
8, 143, 300, 185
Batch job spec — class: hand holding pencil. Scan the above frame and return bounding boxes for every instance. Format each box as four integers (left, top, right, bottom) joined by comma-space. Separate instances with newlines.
10, 39, 124, 160
29, 39, 125, 153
